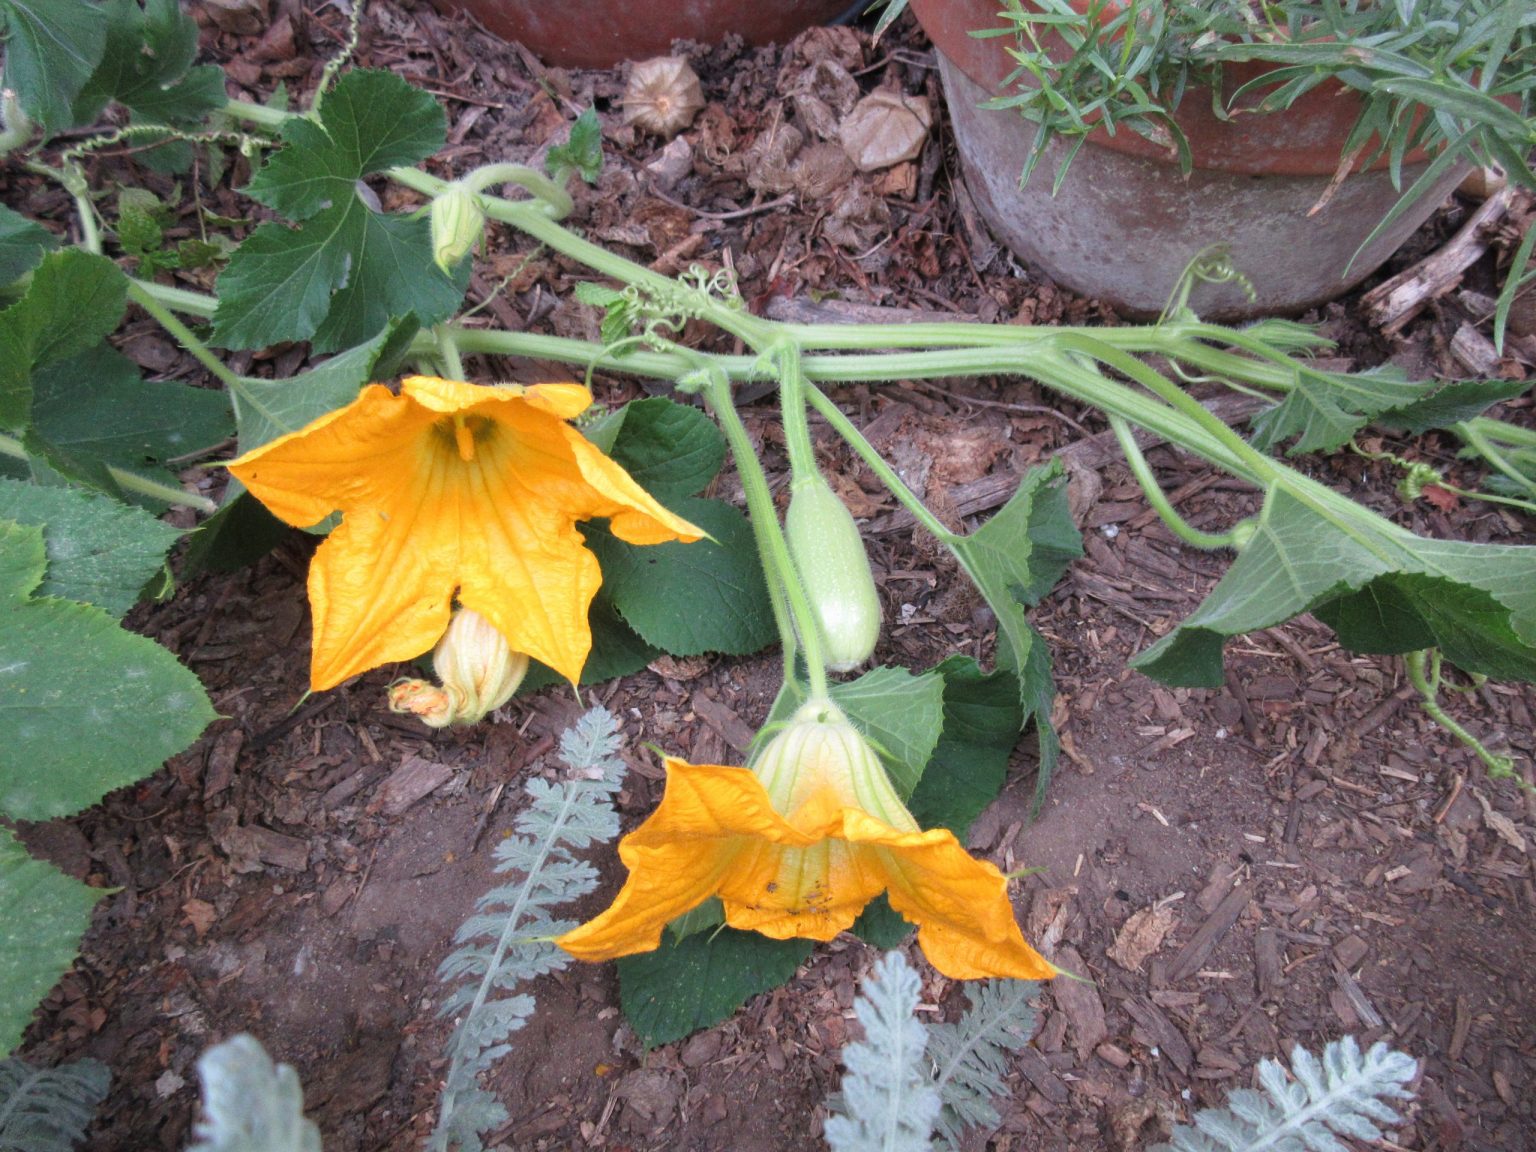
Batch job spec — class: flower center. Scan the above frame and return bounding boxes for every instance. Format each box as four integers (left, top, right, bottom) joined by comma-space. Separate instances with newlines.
434, 413, 496, 462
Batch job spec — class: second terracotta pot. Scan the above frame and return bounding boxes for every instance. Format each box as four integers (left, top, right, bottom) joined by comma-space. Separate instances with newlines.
435, 0, 861, 68
910, 0, 1468, 319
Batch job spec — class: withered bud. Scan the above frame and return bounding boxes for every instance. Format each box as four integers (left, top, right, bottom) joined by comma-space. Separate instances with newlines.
622, 57, 704, 139
387, 608, 529, 728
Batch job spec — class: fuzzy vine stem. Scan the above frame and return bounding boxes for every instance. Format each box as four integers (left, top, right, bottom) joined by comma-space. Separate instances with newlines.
1109, 415, 1248, 550
1452, 419, 1536, 501
125, 282, 244, 391
433, 323, 467, 380
0, 433, 216, 512
27, 161, 102, 254
802, 383, 957, 544
1405, 649, 1519, 780
703, 369, 830, 701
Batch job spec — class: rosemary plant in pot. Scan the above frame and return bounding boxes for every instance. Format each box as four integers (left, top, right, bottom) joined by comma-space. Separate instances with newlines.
898, 0, 1536, 318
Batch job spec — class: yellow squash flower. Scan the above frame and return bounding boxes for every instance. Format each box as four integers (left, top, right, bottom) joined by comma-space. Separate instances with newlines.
558, 701, 1057, 981
227, 376, 702, 691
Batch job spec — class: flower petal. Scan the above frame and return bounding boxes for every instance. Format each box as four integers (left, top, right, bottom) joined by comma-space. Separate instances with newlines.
228, 384, 428, 529
556, 760, 767, 960
561, 425, 705, 546
843, 810, 1058, 981
305, 481, 457, 690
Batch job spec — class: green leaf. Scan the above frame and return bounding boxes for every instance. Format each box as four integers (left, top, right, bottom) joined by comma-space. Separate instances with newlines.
545, 108, 603, 185
0, 478, 181, 616
1375, 377, 1531, 435
1132, 486, 1536, 686
941, 461, 1080, 775
850, 895, 911, 949
767, 665, 947, 800
603, 397, 727, 503
0, 827, 108, 1057
227, 317, 418, 463
587, 497, 775, 658
618, 927, 812, 1047
212, 70, 463, 351
0, 520, 217, 821
0, 205, 59, 286
0, 0, 106, 133
0, 249, 126, 433
71, 0, 225, 135
907, 655, 1026, 836
1248, 364, 1430, 455
28, 342, 233, 501
179, 493, 289, 577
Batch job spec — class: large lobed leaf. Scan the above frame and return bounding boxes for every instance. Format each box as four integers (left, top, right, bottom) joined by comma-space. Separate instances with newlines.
940, 461, 1081, 798
0, 0, 107, 133
1133, 485, 1536, 686
27, 342, 233, 502
212, 70, 465, 351
0, 205, 59, 286
0, 479, 181, 617
0, 520, 216, 821
617, 927, 813, 1048
0, 828, 108, 1057
70, 0, 225, 168
1248, 362, 1530, 456
0, 250, 125, 434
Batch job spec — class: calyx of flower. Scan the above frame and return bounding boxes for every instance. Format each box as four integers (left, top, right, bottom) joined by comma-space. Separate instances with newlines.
388, 608, 528, 727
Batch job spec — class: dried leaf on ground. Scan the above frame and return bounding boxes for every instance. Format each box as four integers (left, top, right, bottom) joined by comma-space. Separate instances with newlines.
1106, 905, 1177, 972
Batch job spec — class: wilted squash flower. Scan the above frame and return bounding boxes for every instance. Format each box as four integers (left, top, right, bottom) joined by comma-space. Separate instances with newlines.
227, 376, 702, 692
388, 607, 529, 727
558, 700, 1057, 981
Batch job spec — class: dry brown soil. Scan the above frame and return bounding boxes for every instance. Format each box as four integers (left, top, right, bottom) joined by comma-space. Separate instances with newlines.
10, 4, 1536, 1151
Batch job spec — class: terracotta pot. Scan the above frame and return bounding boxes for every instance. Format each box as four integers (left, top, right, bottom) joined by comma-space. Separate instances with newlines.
908, 0, 1469, 318
434, 0, 861, 68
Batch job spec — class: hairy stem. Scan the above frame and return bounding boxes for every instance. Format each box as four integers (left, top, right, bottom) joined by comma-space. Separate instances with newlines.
126, 282, 243, 391
703, 371, 829, 700
1110, 415, 1245, 550
1405, 649, 1518, 780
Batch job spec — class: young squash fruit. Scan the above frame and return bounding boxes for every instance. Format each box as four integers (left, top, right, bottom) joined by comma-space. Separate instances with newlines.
785, 472, 881, 672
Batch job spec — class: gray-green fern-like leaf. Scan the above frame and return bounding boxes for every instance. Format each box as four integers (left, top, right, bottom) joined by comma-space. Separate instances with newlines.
186, 1035, 321, 1152
0, 1056, 110, 1152
428, 706, 627, 1152
1151, 1037, 1417, 1152
927, 978, 1040, 1150
824, 952, 941, 1152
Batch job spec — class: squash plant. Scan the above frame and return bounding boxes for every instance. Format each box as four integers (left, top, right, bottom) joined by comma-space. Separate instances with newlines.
1, 0, 1533, 1065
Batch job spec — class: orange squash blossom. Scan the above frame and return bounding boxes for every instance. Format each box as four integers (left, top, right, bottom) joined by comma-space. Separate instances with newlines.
227, 376, 701, 691
558, 701, 1057, 981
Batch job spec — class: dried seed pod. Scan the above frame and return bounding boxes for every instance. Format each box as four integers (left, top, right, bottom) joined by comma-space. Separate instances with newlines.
622, 57, 705, 139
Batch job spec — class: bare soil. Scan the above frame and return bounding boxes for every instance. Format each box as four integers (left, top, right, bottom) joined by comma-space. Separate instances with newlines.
11, 3, 1536, 1151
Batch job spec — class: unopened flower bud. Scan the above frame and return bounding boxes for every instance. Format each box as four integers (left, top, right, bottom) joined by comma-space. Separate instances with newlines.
387, 608, 528, 727
430, 182, 486, 272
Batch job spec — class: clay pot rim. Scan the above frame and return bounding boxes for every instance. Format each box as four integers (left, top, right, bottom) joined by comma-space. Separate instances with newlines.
907, 0, 1435, 178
